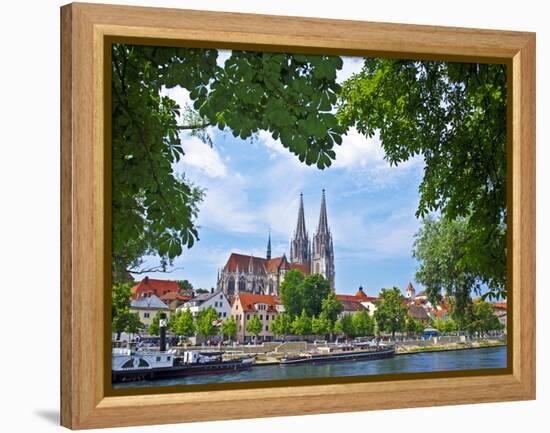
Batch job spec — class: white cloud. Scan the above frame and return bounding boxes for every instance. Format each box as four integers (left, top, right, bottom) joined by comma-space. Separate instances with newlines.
337, 56, 364, 83
332, 127, 385, 169
178, 136, 227, 178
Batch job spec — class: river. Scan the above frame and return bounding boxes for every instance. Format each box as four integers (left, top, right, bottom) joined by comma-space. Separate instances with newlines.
113, 345, 506, 389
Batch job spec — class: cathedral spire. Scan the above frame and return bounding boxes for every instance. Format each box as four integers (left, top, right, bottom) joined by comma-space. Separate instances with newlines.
290, 193, 311, 265
266, 230, 272, 260
316, 189, 329, 235
295, 193, 307, 239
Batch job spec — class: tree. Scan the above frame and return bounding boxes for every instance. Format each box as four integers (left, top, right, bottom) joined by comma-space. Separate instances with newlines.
194, 288, 209, 295
148, 310, 162, 336
174, 308, 196, 338
111, 46, 346, 278
311, 312, 332, 337
333, 319, 344, 337
405, 317, 425, 337
300, 274, 331, 317
374, 287, 407, 338
413, 216, 500, 320
291, 309, 312, 337
126, 312, 143, 338
339, 314, 355, 338
321, 290, 343, 324
196, 306, 219, 341
280, 269, 305, 318
271, 313, 292, 340
467, 301, 503, 335
177, 280, 193, 292
246, 315, 263, 344
220, 317, 237, 342
352, 311, 374, 337
338, 59, 507, 300
112, 282, 139, 340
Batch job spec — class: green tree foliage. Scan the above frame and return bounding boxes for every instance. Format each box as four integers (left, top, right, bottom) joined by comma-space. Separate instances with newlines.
126, 312, 143, 337
280, 270, 331, 318
405, 317, 425, 337
194, 288, 209, 295
291, 309, 313, 336
464, 301, 503, 335
339, 314, 355, 338
220, 317, 237, 341
177, 280, 193, 292
246, 315, 263, 343
352, 311, 374, 337
112, 282, 141, 339
111, 46, 345, 277
412, 216, 504, 319
271, 313, 292, 339
279, 269, 306, 317
193, 52, 345, 168
338, 60, 507, 299
311, 312, 332, 336
321, 290, 343, 323
432, 317, 458, 333
300, 274, 331, 317
148, 310, 162, 336
333, 318, 344, 336
374, 287, 407, 338
174, 308, 196, 338
196, 306, 220, 339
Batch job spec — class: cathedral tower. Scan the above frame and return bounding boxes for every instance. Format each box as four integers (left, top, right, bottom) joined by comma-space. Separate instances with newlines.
311, 189, 335, 289
290, 193, 311, 266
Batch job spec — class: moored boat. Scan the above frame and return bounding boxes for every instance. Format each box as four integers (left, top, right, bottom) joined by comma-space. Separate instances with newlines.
112, 312, 253, 383
280, 343, 395, 365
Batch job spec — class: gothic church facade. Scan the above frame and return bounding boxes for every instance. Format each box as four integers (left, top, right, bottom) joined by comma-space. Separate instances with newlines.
217, 190, 335, 296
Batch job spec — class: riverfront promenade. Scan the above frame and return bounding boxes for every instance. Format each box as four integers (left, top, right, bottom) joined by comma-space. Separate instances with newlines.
174, 335, 506, 365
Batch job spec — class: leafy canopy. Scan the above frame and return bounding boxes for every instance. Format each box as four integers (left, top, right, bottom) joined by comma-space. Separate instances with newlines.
111, 46, 345, 278
338, 59, 507, 298
374, 287, 407, 338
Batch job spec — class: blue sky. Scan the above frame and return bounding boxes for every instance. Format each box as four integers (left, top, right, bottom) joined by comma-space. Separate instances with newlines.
134, 54, 426, 296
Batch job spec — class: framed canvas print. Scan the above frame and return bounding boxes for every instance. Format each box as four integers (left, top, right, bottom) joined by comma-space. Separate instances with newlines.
60, 2, 536, 429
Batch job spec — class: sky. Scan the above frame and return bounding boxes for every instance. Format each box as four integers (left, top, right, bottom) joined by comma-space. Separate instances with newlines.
133, 53, 426, 296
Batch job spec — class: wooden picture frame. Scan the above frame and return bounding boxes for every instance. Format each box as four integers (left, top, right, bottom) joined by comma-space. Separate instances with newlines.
60, 2, 536, 429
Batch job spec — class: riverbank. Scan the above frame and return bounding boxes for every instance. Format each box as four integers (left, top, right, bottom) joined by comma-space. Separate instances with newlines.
251, 339, 506, 365
395, 339, 506, 355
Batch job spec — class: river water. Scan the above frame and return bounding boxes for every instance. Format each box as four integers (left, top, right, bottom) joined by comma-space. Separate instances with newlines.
114, 346, 506, 389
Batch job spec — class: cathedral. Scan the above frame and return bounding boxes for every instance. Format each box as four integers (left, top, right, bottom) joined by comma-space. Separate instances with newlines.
216, 190, 335, 296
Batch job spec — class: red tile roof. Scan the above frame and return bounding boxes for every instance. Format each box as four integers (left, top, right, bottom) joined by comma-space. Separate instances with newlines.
336, 292, 378, 303
236, 293, 281, 313
339, 299, 367, 312
224, 253, 267, 273
266, 256, 290, 273
290, 262, 310, 275
159, 291, 190, 302
131, 278, 180, 300
493, 302, 507, 310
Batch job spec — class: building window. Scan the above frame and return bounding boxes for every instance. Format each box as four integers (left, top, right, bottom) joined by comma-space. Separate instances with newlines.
246, 314, 250, 320
144, 312, 150, 318
265, 325, 269, 331
223, 312, 227, 318
156, 356, 161, 362
220, 295, 223, 299
260, 315, 263, 320
266, 315, 269, 321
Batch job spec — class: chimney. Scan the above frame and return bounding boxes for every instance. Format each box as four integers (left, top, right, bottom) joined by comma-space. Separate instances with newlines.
159, 312, 167, 352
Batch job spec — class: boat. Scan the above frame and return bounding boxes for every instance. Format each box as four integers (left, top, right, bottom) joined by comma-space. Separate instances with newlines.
280, 343, 395, 365
112, 312, 253, 383
112, 347, 254, 383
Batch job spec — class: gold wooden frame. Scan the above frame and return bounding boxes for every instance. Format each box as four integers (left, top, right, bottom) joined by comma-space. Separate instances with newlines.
61, 2, 536, 429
